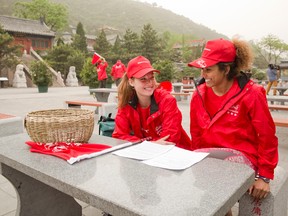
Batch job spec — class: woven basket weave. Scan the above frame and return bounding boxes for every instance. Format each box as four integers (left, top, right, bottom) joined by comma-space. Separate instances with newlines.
25, 109, 94, 143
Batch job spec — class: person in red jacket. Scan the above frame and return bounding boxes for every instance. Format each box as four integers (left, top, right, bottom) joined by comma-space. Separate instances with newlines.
96, 58, 108, 88
112, 56, 191, 150
111, 59, 126, 86
188, 38, 278, 215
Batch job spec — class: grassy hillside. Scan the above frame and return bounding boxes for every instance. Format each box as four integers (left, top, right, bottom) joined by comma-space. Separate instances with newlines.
0, 0, 227, 40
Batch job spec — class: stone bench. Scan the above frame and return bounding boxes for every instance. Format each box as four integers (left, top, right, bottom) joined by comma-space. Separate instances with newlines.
64, 100, 117, 119
65, 100, 108, 108
239, 166, 288, 216
268, 104, 288, 111
0, 77, 8, 88
273, 117, 288, 127
0, 113, 23, 137
267, 96, 288, 105
171, 92, 191, 101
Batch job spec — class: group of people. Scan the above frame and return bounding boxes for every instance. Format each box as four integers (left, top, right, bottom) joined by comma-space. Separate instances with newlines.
96, 38, 278, 216
94, 58, 126, 88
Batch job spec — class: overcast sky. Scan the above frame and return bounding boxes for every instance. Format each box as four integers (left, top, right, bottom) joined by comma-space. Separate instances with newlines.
138, 0, 288, 43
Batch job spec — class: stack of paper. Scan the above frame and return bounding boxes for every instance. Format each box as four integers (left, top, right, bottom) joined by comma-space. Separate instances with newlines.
113, 141, 209, 170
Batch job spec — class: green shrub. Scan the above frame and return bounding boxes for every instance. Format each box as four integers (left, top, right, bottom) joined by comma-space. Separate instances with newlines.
30, 61, 53, 86
80, 57, 99, 88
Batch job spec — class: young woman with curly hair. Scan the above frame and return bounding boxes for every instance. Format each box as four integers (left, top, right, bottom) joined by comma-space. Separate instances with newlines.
188, 38, 278, 216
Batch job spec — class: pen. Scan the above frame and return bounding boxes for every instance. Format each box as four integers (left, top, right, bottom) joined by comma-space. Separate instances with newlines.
106, 139, 143, 153
67, 140, 144, 164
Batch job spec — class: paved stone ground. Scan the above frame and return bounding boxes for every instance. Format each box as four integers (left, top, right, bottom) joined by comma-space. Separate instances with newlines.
0, 86, 287, 216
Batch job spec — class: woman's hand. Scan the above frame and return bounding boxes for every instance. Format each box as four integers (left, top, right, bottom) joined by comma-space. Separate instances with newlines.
248, 178, 270, 200
154, 135, 175, 145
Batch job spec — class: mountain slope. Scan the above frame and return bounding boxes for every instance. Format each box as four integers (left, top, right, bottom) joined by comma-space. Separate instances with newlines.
0, 0, 227, 39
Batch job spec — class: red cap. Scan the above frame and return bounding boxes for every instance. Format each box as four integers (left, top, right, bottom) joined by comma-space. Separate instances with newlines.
188, 38, 236, 68
91, 52, 103, 65
127, 56, 160, 78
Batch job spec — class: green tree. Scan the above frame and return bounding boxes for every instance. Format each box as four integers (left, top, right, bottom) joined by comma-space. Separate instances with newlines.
111, 35, 122, 55
121, 28, 140, 62
0, 26, 21, 71
182, 45, 194, 63
153, 60, 174, 82
71, 22, 88, 54
93, 29, 111, 58
45, 44, 84, 79
80, 57, 98, 88
14, 0, 68, 31
158, 31, 173, 61
109, 35, 124, 63
56, 37, 64, 46
140, 23, 161, 63
256, 34, 288, 64
67, 50, 86, 79
251, 68, 266, 81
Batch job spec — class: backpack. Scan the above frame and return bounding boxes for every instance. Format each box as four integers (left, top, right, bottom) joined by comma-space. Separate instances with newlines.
98, 113, 115, 137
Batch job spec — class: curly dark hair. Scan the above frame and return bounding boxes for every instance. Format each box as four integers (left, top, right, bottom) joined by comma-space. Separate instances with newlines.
218, 38, 254, 80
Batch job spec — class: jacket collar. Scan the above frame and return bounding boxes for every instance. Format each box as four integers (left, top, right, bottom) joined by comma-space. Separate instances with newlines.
128, 93, 159, 115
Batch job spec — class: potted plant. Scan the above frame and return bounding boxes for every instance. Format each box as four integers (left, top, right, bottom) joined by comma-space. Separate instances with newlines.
30, 61, 53, 93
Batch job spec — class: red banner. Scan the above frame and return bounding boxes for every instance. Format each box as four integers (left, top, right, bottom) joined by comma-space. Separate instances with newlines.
91, 52, 103, 64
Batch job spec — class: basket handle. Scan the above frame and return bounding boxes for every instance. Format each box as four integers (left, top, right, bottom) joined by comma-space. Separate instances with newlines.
24, 117, 27, 129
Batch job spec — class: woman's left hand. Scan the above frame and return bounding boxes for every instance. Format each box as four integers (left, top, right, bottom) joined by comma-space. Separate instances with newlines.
248, 178, 270, 200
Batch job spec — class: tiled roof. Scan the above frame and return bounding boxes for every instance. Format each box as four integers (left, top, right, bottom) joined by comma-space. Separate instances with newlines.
0, 15, 55, 37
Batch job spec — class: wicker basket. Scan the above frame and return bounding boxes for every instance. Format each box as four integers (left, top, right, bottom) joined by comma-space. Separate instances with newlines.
24, 109, 94, 143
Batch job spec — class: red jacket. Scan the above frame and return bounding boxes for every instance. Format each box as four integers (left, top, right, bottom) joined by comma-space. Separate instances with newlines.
112, 89, 192, 150
111, 61, 126, 79
190, 75, 278, 179
96, 61, 108, 81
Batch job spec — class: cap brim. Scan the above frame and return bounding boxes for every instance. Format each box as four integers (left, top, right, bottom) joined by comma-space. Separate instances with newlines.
188, 57, 219, 68
132, 68, 160, 78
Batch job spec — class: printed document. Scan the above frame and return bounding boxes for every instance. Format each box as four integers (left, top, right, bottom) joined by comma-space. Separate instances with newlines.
113, 141, 209, 170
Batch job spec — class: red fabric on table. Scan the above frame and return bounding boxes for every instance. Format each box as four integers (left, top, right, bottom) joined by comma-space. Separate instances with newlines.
25, 141, 111, 164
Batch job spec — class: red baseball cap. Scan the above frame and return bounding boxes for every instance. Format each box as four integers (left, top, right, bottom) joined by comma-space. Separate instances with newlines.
188, 38, 236, 68
127, 56, 160, 78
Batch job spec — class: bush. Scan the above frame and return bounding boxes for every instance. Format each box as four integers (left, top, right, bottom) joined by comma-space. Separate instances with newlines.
30, 61, 53, 86
152, 60, 174, 82
80, 57, 99, 88
252, 70, 266, 80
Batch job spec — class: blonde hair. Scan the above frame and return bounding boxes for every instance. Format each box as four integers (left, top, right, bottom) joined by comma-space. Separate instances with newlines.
117, 73, 135, 108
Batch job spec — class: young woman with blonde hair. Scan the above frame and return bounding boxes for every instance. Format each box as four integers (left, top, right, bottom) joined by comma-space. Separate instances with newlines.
112, 56, 191, 150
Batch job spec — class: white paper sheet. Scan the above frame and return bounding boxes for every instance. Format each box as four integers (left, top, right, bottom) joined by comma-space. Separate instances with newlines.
113, 141, 209, 170
112, 141, 175, 160
142, 147, 209, 170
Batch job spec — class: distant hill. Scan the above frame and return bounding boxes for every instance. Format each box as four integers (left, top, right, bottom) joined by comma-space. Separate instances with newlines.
0, 0, 227, 40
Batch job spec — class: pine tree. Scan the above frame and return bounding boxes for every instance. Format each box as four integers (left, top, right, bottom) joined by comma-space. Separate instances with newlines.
71, 22, 88, 54
0, 27, 21, 71
140, 23, 161, 63
121, 29, 140, 62
112, 35, 122, 55
93, 29, 111, 58
110, 35, 123, 63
